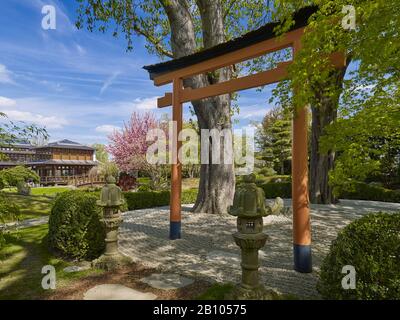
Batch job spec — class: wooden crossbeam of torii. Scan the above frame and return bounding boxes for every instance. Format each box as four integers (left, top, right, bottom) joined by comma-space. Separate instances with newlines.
143, 6, 346, 273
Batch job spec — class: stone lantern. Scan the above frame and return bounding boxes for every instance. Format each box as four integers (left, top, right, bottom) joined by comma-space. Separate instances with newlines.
92, 175, 131, 270
228, 174, 276, 299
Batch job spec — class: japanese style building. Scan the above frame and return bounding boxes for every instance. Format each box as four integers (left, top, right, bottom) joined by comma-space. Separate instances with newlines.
0, 139, 98, 185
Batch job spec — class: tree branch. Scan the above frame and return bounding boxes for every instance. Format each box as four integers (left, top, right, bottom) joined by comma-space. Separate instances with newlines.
132, 24, 173, 58
223, 0, 237, 20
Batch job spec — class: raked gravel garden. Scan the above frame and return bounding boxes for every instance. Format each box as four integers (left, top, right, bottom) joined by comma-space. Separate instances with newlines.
118, 199, 400, 299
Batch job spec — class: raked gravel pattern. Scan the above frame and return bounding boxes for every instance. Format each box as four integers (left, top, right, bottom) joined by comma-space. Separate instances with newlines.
119, 199, 400, 299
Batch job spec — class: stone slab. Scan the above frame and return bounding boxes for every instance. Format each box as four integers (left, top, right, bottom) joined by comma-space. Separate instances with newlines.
140, 273, 194, 290
63, 265, 91, 273
83, 284, 157, 300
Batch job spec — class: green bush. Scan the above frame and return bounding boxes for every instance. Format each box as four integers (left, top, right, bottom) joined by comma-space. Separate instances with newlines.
16, 181, 31, 196
317, 212, 400, 300
0, 193, 20, 222
0, 166, 39, 189
257, 167, 277, 177
123, 189, 198, 210
259, 182, 291, 198
48, 190, 105, 260
137, 184, 151, 192
181, 188, 198, 204
0, 176, 5, 190
267, 175, 291, 183
340, 182, 400, 203
0, 193, 20, 249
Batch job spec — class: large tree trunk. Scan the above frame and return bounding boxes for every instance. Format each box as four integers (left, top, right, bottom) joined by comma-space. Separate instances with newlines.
310, 67, 347, 204
163, 0, 235, 214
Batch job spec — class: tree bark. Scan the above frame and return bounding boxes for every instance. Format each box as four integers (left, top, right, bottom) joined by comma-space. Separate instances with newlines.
310, 67, 347, 204
162, 0, 235, 214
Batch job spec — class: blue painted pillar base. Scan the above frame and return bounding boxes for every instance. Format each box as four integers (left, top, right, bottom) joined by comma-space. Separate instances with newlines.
293, 244, 312, 273
169, 221, 181, 240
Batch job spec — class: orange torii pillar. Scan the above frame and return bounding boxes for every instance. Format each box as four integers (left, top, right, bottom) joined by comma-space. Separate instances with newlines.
170, 78, 183, 240
292, 40, 312, 273
292, 106, 312, 273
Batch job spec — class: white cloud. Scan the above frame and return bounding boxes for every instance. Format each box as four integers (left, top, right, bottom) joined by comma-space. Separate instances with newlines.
39, 80, 64, 92
0, 96, 17, 107
0, 64, 16, 85
76, 44, 86, 55
100, 71, 121, 94
2, 110, 68, 129
95, 124, 120, 134
234, 104, 268, 119
131, 96, 159, 110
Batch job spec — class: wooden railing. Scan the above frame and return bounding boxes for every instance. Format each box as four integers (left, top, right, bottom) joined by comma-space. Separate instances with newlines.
40, 175, 105, 187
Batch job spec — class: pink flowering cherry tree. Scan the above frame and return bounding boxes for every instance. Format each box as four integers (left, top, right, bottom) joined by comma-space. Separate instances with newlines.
107, 112, 169, 190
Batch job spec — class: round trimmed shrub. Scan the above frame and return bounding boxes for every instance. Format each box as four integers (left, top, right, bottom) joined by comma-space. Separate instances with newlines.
317, 212, 400, 300
48, 190, 105, 260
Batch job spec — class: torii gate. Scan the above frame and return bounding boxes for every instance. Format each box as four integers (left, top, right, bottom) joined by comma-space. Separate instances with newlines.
144, 6, 345, 273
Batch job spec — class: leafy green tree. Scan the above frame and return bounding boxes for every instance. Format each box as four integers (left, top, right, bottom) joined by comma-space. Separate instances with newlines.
0, 112, 48, 160
320, 103, 400, 195
75, 0, 273, 214
92, 143, 109, 163
257, 106, 292, 175
0, 114, 45, 246
0, 166, 39, 189
269, 0, 399, 203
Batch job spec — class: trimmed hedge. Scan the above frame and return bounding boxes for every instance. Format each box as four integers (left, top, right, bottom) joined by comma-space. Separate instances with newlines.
181, 189, 198, 204
339, 182, 400, 203
123, 189, 198, 210
317, 212, 400, 300
48, 190, 105, 260
256, 181, 400, 203
259, 182, 292, 198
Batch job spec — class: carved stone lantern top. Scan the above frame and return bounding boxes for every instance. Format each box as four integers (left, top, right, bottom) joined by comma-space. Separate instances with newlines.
228, 173, 269, 219
97, 175, 124, 208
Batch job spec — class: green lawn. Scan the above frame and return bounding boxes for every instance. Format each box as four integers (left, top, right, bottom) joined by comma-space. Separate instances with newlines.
0, 224, 103, 300
30, 187, 71, 196
5, 193, 53, 221
1, 187, 71, 222
3, 186, 70, 196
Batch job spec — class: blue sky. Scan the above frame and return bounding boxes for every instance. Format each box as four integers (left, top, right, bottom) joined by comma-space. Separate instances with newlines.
0, 0, 273, 145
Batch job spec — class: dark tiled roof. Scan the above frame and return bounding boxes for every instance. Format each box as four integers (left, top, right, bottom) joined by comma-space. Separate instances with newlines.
0, 140, 34, 149
37, 139, 95, 151
143, 6, 318, 79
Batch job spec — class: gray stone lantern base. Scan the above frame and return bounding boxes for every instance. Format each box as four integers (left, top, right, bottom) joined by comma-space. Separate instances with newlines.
92, 207, 132, 271
225, 232, 278, 300
92, 253, 132, 271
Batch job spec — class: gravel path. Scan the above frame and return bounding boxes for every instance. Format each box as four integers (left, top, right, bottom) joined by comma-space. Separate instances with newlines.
0, 216, 49, 231
119, 199, 400, 299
